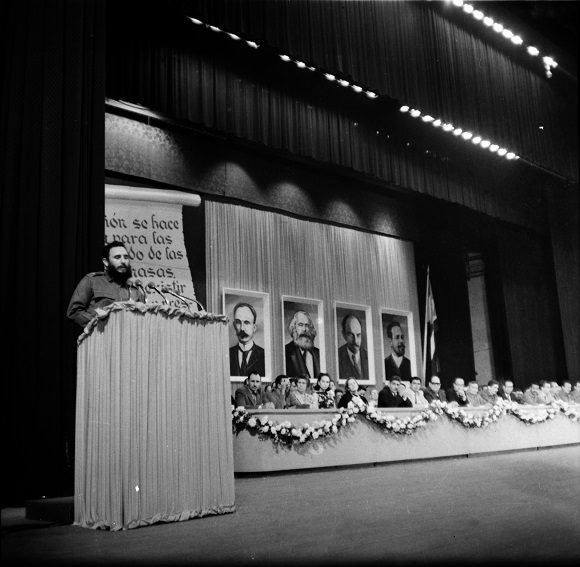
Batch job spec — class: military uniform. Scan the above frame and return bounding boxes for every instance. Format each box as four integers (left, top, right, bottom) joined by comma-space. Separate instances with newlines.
66, 271, 144, 327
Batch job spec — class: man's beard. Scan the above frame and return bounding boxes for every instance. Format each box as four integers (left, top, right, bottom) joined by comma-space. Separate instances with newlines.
393, 344, 405, 356
294, 333, 315, 350
108, 264, 132, 284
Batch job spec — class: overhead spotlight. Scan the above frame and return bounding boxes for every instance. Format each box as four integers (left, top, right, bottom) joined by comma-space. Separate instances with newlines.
352, 85, 363, 93
473, 10, 484, 20
295, 61, 306, 68
188, 17, 203, 25
228, 33, 241, 40
307, 66, 316, 71
410, 109, 421, 117
492, 23, 504, 33
527, 46, 540, 56
209, 25, 221, 32
246, 41, 259, 48
280, 55, 291, 62
432, 119, 442, 127
453, 128, 462, 136
443, 123, 454, 132
324, 73, 336, 81
502, 29, 514, 39
471, 136, 482, 144
506, 152, 516, 159
497, 148, 507, 156
489, 144, 499, 152
422, 115, 435, 122
480, 140, 491, 148
400, 105, 410, 112
463, 4, 474, 14
365, 91, 378, 98
338, 79, 350, 87
511, 36, 523, 45
452, 0, 464, 7
461, 131, 473, 140
483, 17, 494, 26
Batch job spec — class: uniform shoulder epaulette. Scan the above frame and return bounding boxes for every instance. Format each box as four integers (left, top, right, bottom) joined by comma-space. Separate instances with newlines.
87, 271, 105, 277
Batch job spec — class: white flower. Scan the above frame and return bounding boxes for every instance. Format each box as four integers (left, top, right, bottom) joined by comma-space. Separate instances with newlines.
248, 418, 257, 428
332, 425, 338, 433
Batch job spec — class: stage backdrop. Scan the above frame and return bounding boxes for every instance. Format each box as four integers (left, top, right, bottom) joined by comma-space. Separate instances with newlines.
105, 185, 201, 306
206, 201, 422, 388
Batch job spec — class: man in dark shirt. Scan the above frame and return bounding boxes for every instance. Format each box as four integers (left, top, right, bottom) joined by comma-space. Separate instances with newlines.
234, 371, 266, 409
446, 377, 469, 407
378, 376, 412, 408
384, 322, 412, 382
67, 240, 145, 327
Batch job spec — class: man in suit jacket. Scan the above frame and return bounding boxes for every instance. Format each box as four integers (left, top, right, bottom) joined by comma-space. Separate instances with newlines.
378, 377, 412, 408
234, 371, 266, 408
446, 377, 469, 407
384, 322, 412, 382
423, 375, 447, 403
285, 310, 320, 379
338, 314, 369, 381
229, 302, 265, 377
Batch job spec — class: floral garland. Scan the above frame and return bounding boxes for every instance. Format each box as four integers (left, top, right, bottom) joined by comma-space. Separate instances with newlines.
232, 399, 579, 446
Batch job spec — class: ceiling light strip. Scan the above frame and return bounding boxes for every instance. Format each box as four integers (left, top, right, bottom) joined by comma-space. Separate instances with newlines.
187, 15, 520, 162
445, 0, 558, 78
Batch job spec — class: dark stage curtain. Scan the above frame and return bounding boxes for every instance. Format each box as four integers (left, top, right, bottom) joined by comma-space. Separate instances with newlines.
105, 0, 575, 231
494, 223, 567, 384
0, 0, 105, 504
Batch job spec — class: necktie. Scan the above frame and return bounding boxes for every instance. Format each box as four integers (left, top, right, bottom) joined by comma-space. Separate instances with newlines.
240, 349, 250, 374
352, 353, 361, 378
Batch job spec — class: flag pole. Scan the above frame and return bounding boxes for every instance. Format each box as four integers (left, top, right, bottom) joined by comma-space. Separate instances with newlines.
422, 265, 430, 380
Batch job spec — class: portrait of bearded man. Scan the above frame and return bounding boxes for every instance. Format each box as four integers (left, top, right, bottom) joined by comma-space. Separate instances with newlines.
284, 309, 320, 379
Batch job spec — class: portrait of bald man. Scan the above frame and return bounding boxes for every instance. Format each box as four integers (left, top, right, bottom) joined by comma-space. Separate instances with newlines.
337, 312, 369, 381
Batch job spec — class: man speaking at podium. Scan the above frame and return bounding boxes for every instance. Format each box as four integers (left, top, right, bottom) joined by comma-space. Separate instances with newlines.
66, 241, 145, 327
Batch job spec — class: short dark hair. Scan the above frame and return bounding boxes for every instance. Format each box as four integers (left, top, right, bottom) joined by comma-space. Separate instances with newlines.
411, 376, 422, 384
274, 374, 288, 387
539, 380, 550, 388
467, 380, 478, 387
233, 302, 257, 324
487, 379, 499, 387
102, 240, 127, 260
247, 371, 261, 381
387, 321, 402, 339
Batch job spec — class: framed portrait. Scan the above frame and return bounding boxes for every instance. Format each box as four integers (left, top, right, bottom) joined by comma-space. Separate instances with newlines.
334, 302, 375, 385
380, 308, 416, 385
223, 289, 272, 383
282, 296, 325, 381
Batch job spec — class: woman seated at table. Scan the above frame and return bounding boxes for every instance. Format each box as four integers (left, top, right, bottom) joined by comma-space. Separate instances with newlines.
313, 373, 336, 408
337, 377, 368, 410
287, 375, 319, 409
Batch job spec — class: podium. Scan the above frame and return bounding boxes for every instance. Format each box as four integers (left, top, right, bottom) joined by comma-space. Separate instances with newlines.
74, 302, 235, 530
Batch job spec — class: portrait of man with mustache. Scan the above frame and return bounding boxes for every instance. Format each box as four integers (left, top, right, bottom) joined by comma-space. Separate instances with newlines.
229, 302, 265, 377
284, 309, 320, 379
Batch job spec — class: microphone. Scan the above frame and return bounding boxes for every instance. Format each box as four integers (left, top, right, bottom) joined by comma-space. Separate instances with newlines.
160, 285, 206, 313
146, 281, 169, 304
127, 277, 148, 303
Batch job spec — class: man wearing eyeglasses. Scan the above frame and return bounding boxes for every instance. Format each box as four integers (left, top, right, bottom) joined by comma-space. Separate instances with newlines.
423, 375, 447, 404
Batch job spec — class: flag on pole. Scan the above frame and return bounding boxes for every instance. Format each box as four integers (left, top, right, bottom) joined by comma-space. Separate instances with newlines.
422, 267, 439, 380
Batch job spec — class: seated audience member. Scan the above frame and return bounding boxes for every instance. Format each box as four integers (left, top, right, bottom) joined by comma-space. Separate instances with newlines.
234, 371, 266, 409
480, 380, 500, 405
556, 380, 574, 403
423, 376, 446, 403
378, 377, 412, 408
337, 378, 368, 410
367, 388, 379, 409
465, 381, 486, 407
550, 381, 561, 399
264, 374, 291, 409
513, 389, 524, 403
446, 377, 468, 407
313, 373, 336, 408
523, 383, 541, 405
334, 388, 344, 406
571, 381, 580, 403
287, 375, 319, 409
499, 379, 517, 402
406, 377, 429, 408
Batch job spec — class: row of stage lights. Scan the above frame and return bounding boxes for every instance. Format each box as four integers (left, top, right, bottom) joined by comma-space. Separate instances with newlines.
445, 0, 558, 78
187, 15, 519, 162
399, 106, 519, 160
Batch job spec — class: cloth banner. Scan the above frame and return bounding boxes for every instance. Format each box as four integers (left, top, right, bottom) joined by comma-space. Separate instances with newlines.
105, 185, 200, 306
